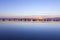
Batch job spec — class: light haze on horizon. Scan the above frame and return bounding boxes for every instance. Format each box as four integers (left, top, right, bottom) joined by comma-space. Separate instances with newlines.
0, 0, 60, 16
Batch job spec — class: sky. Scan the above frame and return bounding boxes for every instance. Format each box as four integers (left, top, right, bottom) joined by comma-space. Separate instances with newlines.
0, 0, 60, 16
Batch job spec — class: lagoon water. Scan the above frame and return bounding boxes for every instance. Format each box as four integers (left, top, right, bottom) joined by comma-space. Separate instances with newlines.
0, 23, 60, 40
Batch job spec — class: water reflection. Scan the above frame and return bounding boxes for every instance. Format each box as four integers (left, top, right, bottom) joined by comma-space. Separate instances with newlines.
0, 23, 60, 40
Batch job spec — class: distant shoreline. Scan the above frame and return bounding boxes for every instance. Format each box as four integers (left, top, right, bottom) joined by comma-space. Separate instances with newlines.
0, 16, 60, 22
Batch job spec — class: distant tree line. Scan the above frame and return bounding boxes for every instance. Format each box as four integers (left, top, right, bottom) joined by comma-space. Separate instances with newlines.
0, 17, 60, 22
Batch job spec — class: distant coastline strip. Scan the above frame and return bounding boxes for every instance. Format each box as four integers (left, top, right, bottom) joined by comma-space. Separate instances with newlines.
0, 17, 60, 22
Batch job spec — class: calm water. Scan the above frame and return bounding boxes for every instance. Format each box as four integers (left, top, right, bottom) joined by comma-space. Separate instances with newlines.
0, 23, 60, 40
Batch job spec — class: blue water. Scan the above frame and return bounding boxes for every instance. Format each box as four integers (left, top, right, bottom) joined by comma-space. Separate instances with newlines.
0, 23, 60, 40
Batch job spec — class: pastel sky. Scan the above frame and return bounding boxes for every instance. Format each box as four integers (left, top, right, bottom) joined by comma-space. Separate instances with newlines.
0, 0, 60, 16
